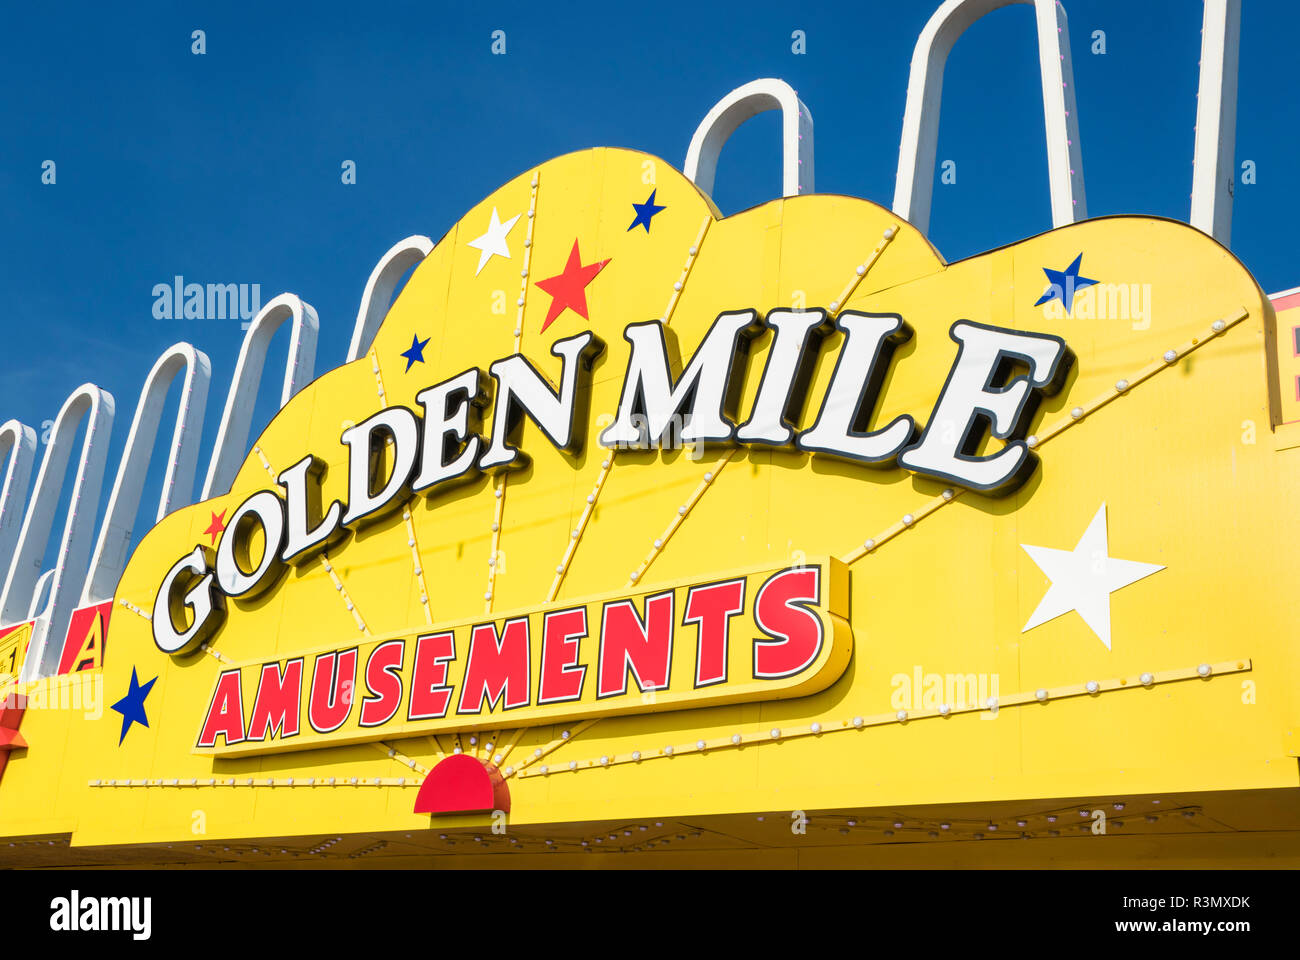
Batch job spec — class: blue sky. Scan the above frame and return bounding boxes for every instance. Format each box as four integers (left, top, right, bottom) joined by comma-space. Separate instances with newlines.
1, 0, 1296, 575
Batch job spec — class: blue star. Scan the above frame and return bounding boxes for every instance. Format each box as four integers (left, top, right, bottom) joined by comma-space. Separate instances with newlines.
400, 333, 431, 372
111, 667, 157, 745
627, 189, 666, 233
1034, 253, 1098, 314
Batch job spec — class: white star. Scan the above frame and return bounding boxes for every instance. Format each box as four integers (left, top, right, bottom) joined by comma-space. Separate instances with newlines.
1020, 503, 1163, 651
466, 207, 521, 277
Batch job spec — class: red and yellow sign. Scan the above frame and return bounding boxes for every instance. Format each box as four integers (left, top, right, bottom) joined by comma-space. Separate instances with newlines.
56, 602, 111, 675
196, 559, 850, 756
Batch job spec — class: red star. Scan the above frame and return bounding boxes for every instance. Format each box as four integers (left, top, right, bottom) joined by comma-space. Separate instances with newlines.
203, 509, 227, 546
534, 239, 610, 333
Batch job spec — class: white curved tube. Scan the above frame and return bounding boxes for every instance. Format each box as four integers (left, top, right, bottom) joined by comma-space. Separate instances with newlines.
26, 569, 54, 623
201, 293, 319, 500
892, 0, 1086, 234
82, 343, 212, 606
0, 420, 37, 596
685, 78, 813, 200
1, 384, 114, 681
347, 235, 434, 362
1190, 0, 1240, 245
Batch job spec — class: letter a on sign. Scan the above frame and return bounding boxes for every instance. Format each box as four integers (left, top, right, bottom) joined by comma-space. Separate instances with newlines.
58, 603, 113, 674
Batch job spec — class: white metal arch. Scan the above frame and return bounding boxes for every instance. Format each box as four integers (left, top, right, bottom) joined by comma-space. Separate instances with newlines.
347, 235, 434, 362
82, 343, 212, 606
0, 420, 37, 595
27, 570, 54, 622
1, 385, 115, 681
684, 78, 814, 200
892, 0, 1086, 235
1191, 0, 1240, 245
201, 293, 319, 500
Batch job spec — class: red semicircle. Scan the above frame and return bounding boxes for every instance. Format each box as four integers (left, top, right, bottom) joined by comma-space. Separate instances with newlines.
413, 754, 510, 815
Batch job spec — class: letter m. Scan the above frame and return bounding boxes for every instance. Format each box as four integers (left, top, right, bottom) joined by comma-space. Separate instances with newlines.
248, 659, 303, 740
945, 673, 979, 709
599, 312, 761, 448
1104, 284, 1129, 320
207, 283, 239, 321
101, 897, 129, 930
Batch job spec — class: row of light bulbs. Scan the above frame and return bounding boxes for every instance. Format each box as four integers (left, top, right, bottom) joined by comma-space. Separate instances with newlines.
514, 660, 1238, 779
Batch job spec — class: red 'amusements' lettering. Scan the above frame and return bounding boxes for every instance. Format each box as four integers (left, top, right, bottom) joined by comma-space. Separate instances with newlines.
248, 659, 303, 741
539, 607, 587, 704
192, 562, 843, 754
458, 619, 531, 713
198, 668, 247, 747
308, 649, 357, 734
683, 578, 745, 687
752, 567, 823, 679
360, 640, 405, 728
597, 591, 674, 697
408, 632, 455, 721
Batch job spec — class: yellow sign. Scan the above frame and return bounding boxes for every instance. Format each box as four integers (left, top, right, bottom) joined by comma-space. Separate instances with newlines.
0, 147, 1294, 866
